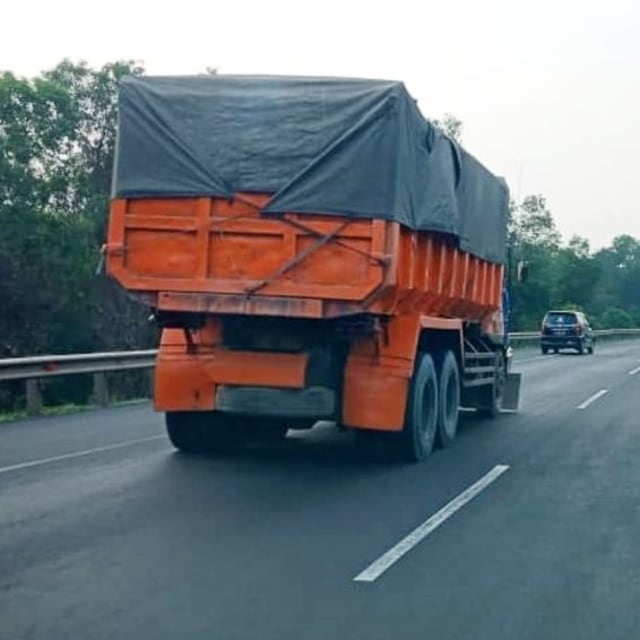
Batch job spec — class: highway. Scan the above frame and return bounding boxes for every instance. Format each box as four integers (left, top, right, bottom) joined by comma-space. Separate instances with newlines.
2, 340, 640, 640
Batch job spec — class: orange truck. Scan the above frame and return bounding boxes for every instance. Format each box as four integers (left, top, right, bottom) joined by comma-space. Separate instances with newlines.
106, 75, 521, 461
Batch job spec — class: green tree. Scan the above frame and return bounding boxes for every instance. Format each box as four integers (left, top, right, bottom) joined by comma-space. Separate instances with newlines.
508, 195, 561, 329
592, 235, 640, 322
432, 114, 463, 143
511, 195, 561, 249
0, 59, 151, 359
599, 307, 635, 329
554, 236, 601, 311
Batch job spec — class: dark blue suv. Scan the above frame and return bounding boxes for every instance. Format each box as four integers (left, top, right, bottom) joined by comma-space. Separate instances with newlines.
540, 310, 595, 355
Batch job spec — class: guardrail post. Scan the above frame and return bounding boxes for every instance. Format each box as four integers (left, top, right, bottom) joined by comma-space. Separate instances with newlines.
92, 373, 109, 407
26, 379, 43, 416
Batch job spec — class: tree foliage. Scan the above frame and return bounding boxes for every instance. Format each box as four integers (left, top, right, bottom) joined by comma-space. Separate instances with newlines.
432, 114, 463, 143
508, 197, 639, 330
0, 59, 151, 361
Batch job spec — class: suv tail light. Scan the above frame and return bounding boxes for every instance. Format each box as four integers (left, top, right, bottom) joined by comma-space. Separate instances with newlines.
575, 324, 583, 335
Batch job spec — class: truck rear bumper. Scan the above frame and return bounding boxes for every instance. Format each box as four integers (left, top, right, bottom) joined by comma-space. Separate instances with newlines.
153, 314, 431, 431
215, 385, 336, 419
153, 345, 309, 412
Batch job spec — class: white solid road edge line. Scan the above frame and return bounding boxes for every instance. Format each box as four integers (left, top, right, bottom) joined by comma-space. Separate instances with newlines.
0, 435, 165, 475
577, 389, 609, 410
629, 366, 640, 376
353, 464, 510, 583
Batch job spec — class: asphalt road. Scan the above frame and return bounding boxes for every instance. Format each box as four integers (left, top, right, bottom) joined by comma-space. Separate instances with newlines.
2, 341, 640, 640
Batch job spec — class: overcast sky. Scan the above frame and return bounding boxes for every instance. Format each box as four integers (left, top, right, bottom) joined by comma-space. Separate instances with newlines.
3, 0, 638, 249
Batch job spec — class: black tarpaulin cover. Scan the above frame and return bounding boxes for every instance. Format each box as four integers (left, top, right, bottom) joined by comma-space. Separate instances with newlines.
113, 75, 509, 263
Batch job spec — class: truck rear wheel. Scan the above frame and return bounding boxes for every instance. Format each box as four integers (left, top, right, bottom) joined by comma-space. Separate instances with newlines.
242, 419, 289, 443
399, 353, 438, 462
165, 411, 246, 454
436, 350, 460, 448
166, 411, 210, 453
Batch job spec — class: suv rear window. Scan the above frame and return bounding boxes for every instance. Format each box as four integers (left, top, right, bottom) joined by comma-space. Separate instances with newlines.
545, 312, 578, 325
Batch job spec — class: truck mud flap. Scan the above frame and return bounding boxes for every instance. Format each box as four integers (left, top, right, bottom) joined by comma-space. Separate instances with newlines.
501, 372, 522, 412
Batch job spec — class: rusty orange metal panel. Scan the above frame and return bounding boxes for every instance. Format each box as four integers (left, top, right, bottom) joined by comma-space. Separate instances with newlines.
208, 232, 287, 280
157, 321, 307, 390
342, 313, 421, 430
195, 198, 212, 280
155, 348, 307, 411
126, 230, 199, 279
290, 236, 376, 286
124, 216, 199, 232
342, 368, 408, 431
159, 322, 222, 352
158, 291, 325, 319
347, 314, 420, 361
154, 357, 215, 412
206, 216, 376, 238
370, 219, 389, 263
420, 316, 463, 331
105, 200, 126, 264
344, 354, 414, 378
107, 196, 504, 321
128, 198, 200, 216
199, 350, 308, 389
154, 277, 376, 301
449, 252, 468, 316
481, 261, 489, 306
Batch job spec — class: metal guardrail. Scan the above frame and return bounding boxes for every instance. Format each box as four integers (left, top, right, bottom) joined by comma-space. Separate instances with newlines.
0, 350, 157, 415
0, 350, 157, 382
509, 328, 640, 342
2, 329, 640, 415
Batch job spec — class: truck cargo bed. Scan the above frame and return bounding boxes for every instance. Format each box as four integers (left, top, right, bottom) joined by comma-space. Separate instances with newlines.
106, 194, 503, 320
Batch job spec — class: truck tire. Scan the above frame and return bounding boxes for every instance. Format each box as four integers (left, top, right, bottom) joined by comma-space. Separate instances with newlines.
476, 351, 505, 418
165, 411, 210, 453
399, 353, 438, 462
435, 350, 460, 448
165, 411, 247, 454
242, 419, 288, 443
